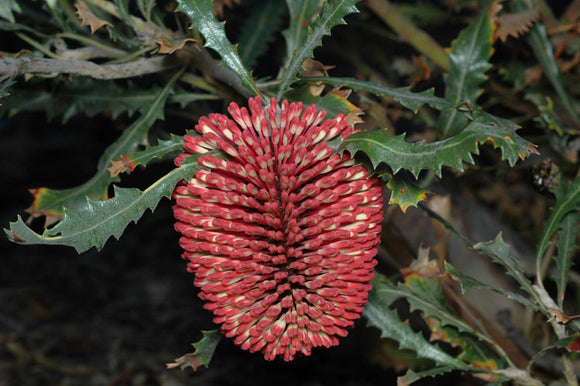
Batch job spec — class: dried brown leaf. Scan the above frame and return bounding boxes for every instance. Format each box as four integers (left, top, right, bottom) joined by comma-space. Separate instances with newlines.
496, 7, 540, 42
155, 37, 198, 54
299, 58, 335, 96
107, 155, 136, 177
75, 0, 112, 34
166, 353, 203, 371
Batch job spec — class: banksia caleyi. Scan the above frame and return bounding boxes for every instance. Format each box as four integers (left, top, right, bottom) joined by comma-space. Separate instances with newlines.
173, 97, 383, 361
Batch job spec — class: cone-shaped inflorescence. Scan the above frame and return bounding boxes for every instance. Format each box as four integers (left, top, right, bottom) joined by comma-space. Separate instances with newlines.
173, 97, 383, 361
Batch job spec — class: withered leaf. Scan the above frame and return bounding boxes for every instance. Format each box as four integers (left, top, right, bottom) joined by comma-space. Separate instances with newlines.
107, 155, 136, 177
155, 37, 198, 54
166, 353, 203, 371
496, 7, 540, 42
299, 58, 335, 97
75, 0, 112, 34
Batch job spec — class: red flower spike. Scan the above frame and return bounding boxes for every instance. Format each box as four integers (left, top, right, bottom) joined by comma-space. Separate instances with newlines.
173, 97, 383, 362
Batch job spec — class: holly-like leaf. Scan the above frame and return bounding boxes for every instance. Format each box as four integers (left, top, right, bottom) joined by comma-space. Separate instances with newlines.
176, 0, 260, 96
381, 274, 497, 350
23, 71, 182, 220
282, 0, 323, 67
398, 366, 457, 386
108, 134, 186, 176
496, 6, 540, 42
386, 173, 429, 212
340, 118, 536, 178
439, 1, 495, 136
555, 212, 579, 308
1, 79, 197, 122
444, 262, 540, 311
75, 0, 113, 33
5, 154, 213, 253
298, 76, 457, 112
238, 0, 286, 69
537, 177, 580, 282
364, 274, 468, 370
167, 329, 222, 371
473, 233, 542, 310
277, 0, 359, 99
0, 0, 21, 23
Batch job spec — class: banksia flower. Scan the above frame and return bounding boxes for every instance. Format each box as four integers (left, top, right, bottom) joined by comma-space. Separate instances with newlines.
172, 97, 383, 361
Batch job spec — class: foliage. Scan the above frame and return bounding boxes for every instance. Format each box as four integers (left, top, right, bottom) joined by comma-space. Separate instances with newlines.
1, 0, 580, 384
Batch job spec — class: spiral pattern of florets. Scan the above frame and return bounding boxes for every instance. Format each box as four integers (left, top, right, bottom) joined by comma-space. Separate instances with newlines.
173, 97, 383, 361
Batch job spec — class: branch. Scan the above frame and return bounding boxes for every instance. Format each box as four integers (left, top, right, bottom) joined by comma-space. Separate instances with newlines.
0, 56, 179, 80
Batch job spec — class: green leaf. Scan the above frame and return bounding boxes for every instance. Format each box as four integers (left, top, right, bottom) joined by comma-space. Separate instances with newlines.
382, 274, 498, 350
176, 0, 260, 96
473, 233, 543, 311
444, 262, 541, 312
386, 173, 429, 212
282, 0, 323, 66
0, 77, 14, 104
109, 134, 186, 175
3, 80, 168, 122
277, 0, 359, 99
537, 177, 580, 284
440, 1, 495, 136
340, 118, 536, 178
554, 208, 580, 308
23, 71, 182, 219
513, 0, 579, 122
297, 76, 457, 112
238, 0, 286, 69
0, 0, 21, 23
4, 154, 212, 253
526, 332, 580, 372
399, 366, 457, 385
167, 329, 222, 371
364, 274, 468, 370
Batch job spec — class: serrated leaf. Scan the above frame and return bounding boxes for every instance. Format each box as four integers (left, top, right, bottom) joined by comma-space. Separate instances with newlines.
167, 329, 222, 371
298, 76, 457, 112
340, 118, 536, 178
238, 0, 286, 69
526, 332, 580, 372
108, 134, 185, 176
23, 71, 182, 219
386, 173, 429, 212
444, 262, 541, 311
364, 274, 468, 370
399, 366, 457, 385
380, 275, 496, 349
554, 207, 580, 308
5, 154, 213, 253
2, 79, 174, 122
277, 0, 359, 99
176, 0, 260, 96
512, 0, 579, 122
440, 1, 495, 136
425, 317, 504, 374
473, 233, 542, 309
537, 177, 580, 283
282, 0, 323, 66
0, 0, 21, 23
0, 77, 14, 104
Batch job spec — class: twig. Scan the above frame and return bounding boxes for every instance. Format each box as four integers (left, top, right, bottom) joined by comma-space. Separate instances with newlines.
366, 0, 449, 70
0, 56, 179, 80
